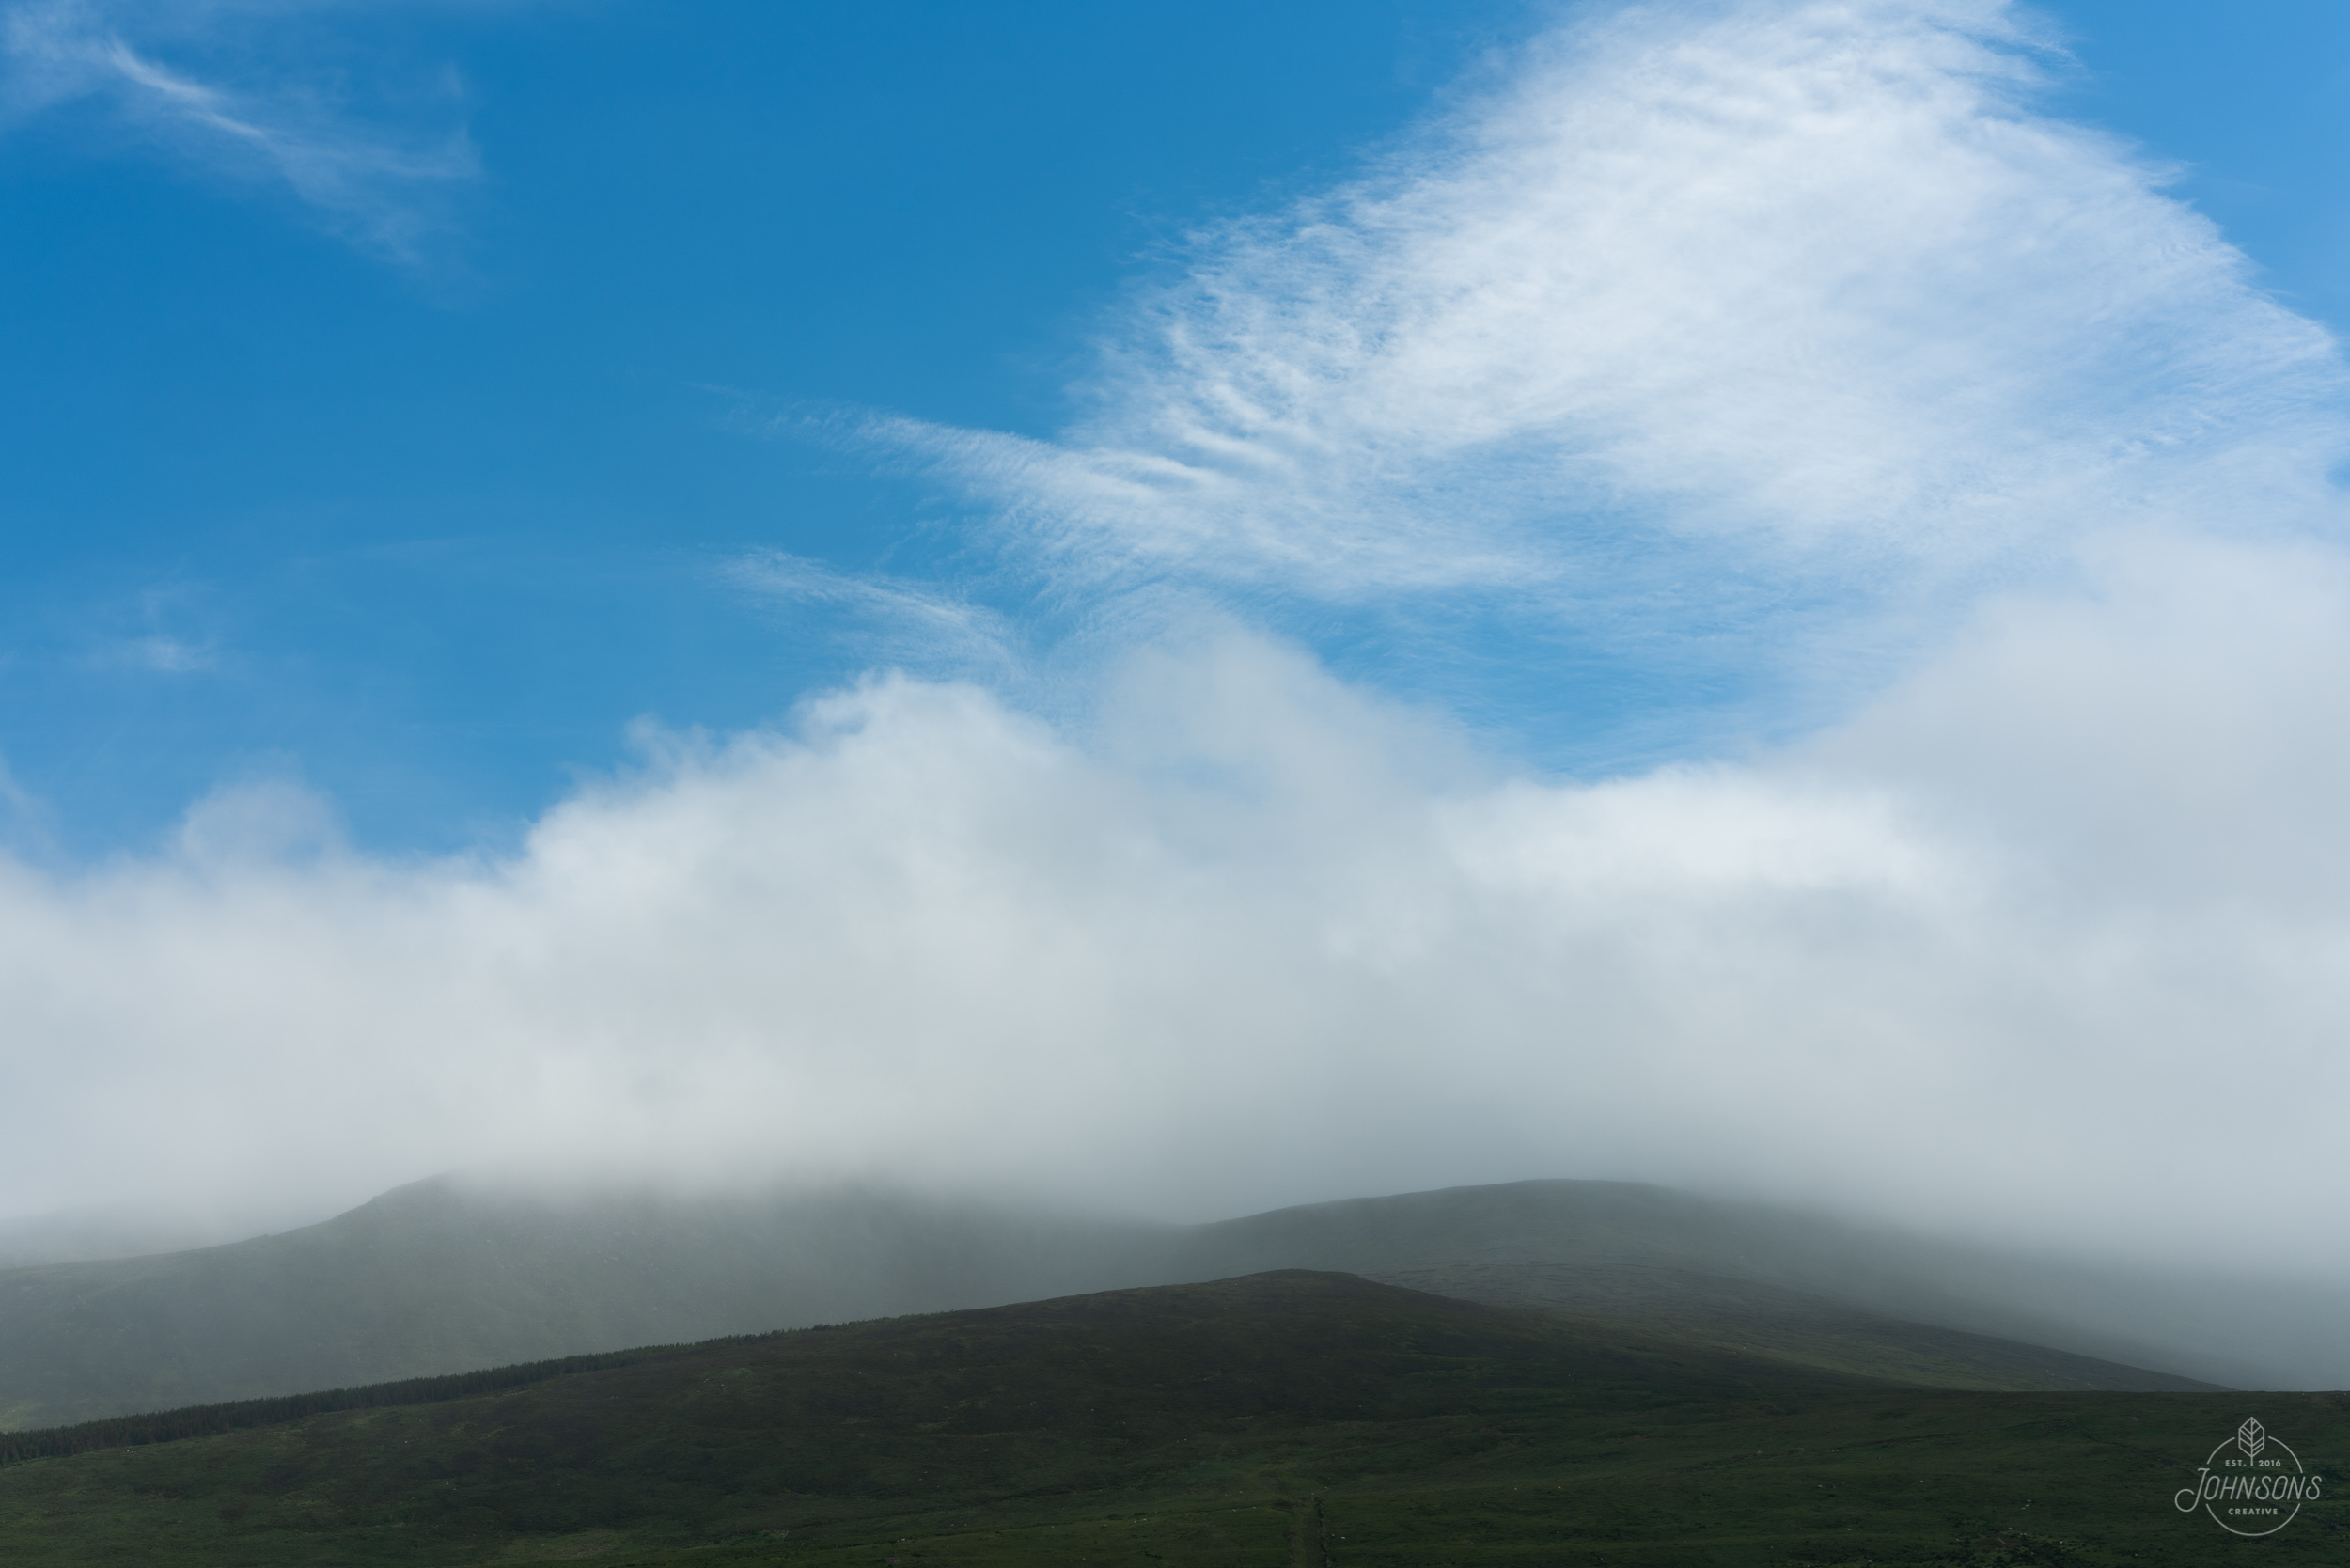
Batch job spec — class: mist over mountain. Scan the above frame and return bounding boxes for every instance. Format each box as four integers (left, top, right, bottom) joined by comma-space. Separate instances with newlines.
0, 1205, 266, 1272
11, 1173, 2341, 1432
0, 1177, 1165, 1430
1167, 1181, 2342, 1392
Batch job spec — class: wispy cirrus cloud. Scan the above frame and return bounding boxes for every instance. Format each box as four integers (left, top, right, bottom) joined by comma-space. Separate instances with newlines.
886, 0, 2347, 690
726, 551, 1023, 679
0, 0, 479, 262
102, 635, 217, 673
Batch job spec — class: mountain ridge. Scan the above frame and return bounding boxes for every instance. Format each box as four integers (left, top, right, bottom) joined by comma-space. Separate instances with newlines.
0, 1174, 2310, 1429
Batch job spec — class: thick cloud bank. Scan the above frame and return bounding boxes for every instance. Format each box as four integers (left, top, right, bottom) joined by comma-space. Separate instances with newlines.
8, 588, 2350, 1265
6, 0, 2350, 1270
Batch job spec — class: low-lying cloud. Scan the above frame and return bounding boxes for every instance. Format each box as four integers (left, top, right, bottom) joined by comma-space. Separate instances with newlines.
7, 572, 2349, 1268
5, 0, 2349, 1274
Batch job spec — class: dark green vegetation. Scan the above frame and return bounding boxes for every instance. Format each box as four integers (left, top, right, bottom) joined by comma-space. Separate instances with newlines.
0, 1342, 717, 1466
0, 1272, 2339, 1567
8, 1177, 2328, 1429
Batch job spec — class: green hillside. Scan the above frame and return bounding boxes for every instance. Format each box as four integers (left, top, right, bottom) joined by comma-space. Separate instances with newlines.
0, 1273, 2338, 1567
1, 1176, 2328, 1428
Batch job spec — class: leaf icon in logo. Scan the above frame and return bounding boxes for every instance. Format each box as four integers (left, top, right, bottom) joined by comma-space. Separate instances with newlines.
2238, 1418, 2266, 1460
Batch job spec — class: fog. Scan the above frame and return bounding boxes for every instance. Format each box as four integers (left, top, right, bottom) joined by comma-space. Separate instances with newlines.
4, 0, 2347, 1281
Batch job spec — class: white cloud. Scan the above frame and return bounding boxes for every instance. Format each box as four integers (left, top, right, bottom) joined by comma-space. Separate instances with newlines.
2, 600, 2346, 1278
0, 0, 478, 262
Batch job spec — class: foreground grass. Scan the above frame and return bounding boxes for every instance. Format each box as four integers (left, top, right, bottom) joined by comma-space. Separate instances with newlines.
0, 1272, 2339, 1565
583, 1391, 2350, 1567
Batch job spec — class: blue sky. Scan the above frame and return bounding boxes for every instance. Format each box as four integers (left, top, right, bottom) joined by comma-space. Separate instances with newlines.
0, 0, 1536, 854
3, 0, 2343, 858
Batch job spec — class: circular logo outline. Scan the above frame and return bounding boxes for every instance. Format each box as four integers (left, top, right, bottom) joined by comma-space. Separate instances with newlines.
2173, 1416, 2313, 1537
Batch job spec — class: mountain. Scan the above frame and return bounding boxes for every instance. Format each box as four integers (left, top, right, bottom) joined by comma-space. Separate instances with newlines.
0, 1180, 1168, 1430
0, 1272, 2339, 1567
1160, 1180, 2339, 1389
2, 1174, 2328, 1429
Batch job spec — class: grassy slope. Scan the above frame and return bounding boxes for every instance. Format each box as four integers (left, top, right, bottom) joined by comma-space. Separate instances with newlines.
0, 1272, 2339, 1568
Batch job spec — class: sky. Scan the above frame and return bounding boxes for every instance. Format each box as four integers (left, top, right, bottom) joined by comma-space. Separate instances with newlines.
3, 0, 2349, 1268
